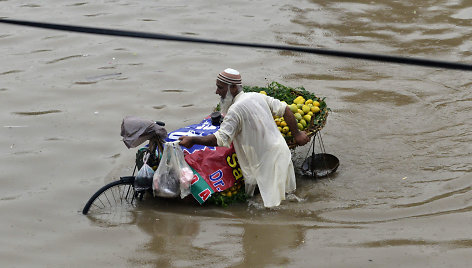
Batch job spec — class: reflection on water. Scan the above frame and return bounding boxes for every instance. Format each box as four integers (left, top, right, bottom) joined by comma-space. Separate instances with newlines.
99, 199, 308, 267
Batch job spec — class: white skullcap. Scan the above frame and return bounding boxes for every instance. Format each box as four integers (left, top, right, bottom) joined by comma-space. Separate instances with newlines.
217, 68, 242, 85
224, 68, 239, 75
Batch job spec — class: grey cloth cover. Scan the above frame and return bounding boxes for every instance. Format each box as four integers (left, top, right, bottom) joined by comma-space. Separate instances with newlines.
120, 116, 167, 148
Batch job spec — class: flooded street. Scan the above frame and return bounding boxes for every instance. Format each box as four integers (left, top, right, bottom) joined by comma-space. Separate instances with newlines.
1, 0, 471, 267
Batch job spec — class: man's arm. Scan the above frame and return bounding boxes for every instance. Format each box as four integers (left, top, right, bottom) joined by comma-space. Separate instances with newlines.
179, 134, 218, 148
283, 106, 310, 146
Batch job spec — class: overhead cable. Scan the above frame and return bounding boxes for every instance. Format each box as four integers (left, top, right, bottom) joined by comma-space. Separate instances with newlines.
1, 18, 471, 71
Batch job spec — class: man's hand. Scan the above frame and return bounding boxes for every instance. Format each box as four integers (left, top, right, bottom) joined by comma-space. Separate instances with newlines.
283, 106, 310, 146
178, 134, 218, 148
178, 136, 194, 148
294, 131, 310, 146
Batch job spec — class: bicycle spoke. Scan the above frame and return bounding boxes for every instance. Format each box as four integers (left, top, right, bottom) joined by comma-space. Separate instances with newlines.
125, 184, 133, 200
103, 191, 112, 207
123, 184, 132, 202
83, 180, 139, 216
118, 184, 125, 202
92, 197, 106, 209
131, 190, 136, 204
110, 186, 117, 204
91, 201, 104, 210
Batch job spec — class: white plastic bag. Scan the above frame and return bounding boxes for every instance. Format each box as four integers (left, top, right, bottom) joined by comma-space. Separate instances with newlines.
152, 141, 193, 198
135, 152, 155, 191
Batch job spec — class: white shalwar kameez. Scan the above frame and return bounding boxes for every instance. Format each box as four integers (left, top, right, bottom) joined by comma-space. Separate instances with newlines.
214, 92, 296, 207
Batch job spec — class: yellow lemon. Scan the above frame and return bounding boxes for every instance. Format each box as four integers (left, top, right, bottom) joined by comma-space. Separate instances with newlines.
259, 91, 267, 95
294, 113, 302, 121
297, 123, 304, 130
287, 131, 292, 136
297, 103, 303, 109
308, 111, 313, 116
305, 99, 313, 105
297, 109, 304, 116
280, 121, 287, 127
311, 106, 320, 113
303, 114, 311, 122
300, 119, 307, 127
302, 105, 310, 114
313, 100, 320, 107
294, 96, 305, 105
278, 126, 283, 132
282, 126, 289, 133
289, 104, 298, 113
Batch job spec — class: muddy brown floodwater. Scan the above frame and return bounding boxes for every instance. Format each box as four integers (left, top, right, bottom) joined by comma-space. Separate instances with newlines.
1, 0, 471, 267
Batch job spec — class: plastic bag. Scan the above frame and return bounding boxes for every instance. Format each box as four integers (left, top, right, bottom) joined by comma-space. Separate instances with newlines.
153, 141, 193, 198
134, 152, 155, 191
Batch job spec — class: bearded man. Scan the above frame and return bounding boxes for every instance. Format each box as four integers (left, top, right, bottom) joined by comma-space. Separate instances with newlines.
179, 68, 309, 207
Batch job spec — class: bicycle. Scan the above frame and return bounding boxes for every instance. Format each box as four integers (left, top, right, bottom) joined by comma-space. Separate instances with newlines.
82, 120, 165, 215
82, 113, 338, 215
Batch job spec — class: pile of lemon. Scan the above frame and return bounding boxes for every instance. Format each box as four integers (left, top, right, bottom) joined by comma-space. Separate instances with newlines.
262, 92, 320, 137
219, 181, 243, 197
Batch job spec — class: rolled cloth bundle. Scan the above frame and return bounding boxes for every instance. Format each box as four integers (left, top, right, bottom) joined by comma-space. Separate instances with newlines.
120, 116, 167, 148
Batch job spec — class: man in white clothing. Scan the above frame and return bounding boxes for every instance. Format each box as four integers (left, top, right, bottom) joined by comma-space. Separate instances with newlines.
179, 68, 309, 207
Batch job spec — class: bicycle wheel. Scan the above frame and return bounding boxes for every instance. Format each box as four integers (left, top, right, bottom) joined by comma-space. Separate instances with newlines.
82, 176, 140, 215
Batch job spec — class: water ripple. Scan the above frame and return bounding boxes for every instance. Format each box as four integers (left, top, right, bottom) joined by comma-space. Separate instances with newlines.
348, 238, 472, 249
13, 110, 62, 116
315, 199, 472, 225
67, 2, 88, 7
85, 72, 122, 82
0, 70, 23, 75
393, 185, 472, 209
153, 105, 167, 110
20, 4, 41, 8
84, 13, 109, 17
162, 89, 185, 93
46, 55, 83, 64
41, 35, 67, 40
451, 7, 472, 20
30, 49, 52, 53
342, 89, 417, 106
74, 81, 97, 85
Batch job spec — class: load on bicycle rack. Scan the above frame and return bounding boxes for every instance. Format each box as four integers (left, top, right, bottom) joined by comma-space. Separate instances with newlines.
82, 83, 338, 215
82, 113, 247, 214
